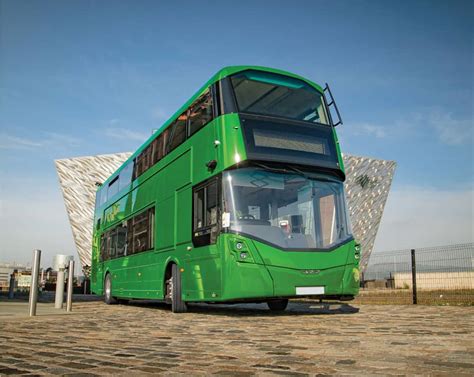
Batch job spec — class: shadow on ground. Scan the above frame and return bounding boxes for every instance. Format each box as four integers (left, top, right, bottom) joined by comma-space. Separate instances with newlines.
126, 300, 360, 316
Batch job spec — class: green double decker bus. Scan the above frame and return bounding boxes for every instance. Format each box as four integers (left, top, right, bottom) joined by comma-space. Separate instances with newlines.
91, 66, 360, 313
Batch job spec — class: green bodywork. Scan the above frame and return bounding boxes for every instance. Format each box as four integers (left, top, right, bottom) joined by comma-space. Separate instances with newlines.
91, 66, 359, 302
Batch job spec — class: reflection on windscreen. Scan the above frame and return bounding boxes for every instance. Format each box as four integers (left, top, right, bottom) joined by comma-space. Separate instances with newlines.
231, 70, 329, 125
223, 168, 352, 249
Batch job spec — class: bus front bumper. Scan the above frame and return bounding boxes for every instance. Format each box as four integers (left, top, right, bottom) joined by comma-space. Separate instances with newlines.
266, 263, 360, 298
219, 261, 359, 302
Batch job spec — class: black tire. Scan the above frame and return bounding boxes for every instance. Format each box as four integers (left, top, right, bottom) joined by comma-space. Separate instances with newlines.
171, 264, 187, 313
104, 274, 117, 305
267, 299, 289, 311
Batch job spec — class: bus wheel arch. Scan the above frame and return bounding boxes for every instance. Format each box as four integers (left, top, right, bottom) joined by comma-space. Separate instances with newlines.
164, 262, 174, 303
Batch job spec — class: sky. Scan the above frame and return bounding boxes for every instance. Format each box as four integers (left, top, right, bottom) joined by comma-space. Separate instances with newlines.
0, 0, 473, 269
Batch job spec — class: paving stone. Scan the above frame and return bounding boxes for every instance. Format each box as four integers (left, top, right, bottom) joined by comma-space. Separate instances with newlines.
129, 365, 166, 373
336, 359, 356, 365
263, 370, 309, 376
0, 301, 473, 376
40, 367, 77, 374
212, 371, 254, 376
424, 360, 474, 369
61, 362, 98, 370
0, 367, 29, 375
12, 363, 48, 370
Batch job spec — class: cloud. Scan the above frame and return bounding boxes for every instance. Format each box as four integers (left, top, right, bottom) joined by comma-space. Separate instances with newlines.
350, 123, 387, 138
0, 132, 81, 150
374, 185, 474, 252
0, 135, 43, 149
427, 111, 473, 146
346, 109, 472, 146
108, 118, 120, 125
44, 132, 81, 147
103, 127, 149, 142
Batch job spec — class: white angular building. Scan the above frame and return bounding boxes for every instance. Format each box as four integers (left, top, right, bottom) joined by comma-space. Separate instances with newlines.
55, 153, 396, 273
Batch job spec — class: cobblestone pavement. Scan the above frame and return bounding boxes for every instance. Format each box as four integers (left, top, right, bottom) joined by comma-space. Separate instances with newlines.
0, 301, 473, 376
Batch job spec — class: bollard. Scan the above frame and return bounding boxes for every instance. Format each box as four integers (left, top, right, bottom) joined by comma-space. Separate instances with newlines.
66, 260, 74, 312
55, 267, 65, 309
28, 249, 41, 316
411, 249, 417, 305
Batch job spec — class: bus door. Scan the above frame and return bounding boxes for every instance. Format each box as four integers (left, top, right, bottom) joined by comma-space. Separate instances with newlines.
186, 178, 222, 299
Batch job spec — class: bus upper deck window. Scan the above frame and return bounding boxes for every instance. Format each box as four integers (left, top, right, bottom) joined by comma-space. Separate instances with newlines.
231, 70, 329, 125
108, 177, 119, 199
119, 162, 133, 191
169, 112, 188, 152
189, 90, 213, 136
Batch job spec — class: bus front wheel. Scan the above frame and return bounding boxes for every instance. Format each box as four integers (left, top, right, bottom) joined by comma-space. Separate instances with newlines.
267, 299, 288, 311
170, 264, 187, 313
104, 274, 117, 305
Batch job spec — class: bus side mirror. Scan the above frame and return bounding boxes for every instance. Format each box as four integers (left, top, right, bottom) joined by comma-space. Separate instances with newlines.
206, 160, 217, 171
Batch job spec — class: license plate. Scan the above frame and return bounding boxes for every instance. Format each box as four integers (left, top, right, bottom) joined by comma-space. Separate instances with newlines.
296, 286, 325, 295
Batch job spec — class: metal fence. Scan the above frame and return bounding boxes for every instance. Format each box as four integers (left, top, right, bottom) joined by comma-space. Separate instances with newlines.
357, 243, 474, 305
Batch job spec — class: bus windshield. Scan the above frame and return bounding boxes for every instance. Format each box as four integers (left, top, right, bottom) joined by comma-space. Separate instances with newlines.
230, 70, 329, 125
223, 168, 352, 249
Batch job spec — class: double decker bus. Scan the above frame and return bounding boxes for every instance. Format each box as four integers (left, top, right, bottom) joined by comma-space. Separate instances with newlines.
91, 66, 360, 313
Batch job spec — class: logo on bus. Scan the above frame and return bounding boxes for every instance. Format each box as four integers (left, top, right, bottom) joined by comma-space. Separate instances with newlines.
105, 202, 121, 223
301, 269, 320, 275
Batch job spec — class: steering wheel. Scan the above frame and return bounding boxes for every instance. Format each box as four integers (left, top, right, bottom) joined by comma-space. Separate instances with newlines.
238, 214, 255, 220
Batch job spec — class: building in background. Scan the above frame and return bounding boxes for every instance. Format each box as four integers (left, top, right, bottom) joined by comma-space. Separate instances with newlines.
0, 263, 29, 291
55, 153, 396, 273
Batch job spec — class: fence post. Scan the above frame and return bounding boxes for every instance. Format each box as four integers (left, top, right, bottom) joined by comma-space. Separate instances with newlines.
28, 249, 41, 316
66, 260, 74, 312
411, 249, 417, 304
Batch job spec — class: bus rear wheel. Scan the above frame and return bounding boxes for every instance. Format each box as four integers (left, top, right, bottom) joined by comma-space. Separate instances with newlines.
170, 264, 187, 313
267, 299, 288, 311
104, 274, 117, 305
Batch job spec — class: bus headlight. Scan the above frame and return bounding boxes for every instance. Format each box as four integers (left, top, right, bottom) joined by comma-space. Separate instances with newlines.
229, 238, 254, 263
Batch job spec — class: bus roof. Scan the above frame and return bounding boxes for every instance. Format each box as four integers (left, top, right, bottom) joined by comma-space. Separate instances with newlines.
98, 65, 325, 189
